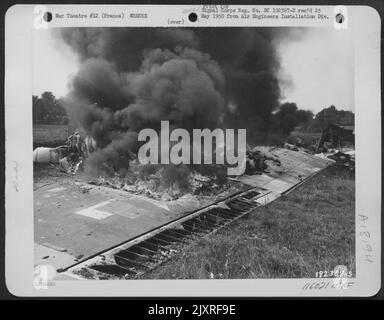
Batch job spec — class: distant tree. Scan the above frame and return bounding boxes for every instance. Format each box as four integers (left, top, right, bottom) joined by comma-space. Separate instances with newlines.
33, 92, 69, 125
314, 105, 337, 128
307, 105, 354, 132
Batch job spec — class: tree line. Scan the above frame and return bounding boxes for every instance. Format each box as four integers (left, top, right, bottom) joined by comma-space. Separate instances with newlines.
33, 92, 353, 135
272, 103, 354, 135
33, 92, 68, 125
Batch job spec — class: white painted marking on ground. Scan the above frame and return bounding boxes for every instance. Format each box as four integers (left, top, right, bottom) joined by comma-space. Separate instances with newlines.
75, 200, 114, 220
100, 202, 141, 218
47, 187, 66, 193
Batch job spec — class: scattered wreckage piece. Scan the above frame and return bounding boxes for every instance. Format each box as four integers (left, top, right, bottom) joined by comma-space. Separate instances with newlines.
315, 123, 354, 153
326, 151, 355, 171
245, 147, 281, 175
33, 131, 92, 174
283, 142, 299, 152
59, 156, 84, 175
286, 124, 355, 171
33, 146, 67, 163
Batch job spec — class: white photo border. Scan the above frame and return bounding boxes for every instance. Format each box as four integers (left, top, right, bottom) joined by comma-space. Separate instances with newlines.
4, 4, 381, 297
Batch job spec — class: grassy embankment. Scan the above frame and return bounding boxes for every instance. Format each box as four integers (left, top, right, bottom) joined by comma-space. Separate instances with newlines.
143, 165, 355, 279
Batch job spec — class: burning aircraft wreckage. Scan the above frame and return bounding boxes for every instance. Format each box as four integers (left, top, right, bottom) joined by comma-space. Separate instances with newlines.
33, 28, 351, 279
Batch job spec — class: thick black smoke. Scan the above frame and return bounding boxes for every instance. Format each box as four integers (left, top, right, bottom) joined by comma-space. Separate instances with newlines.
57, 28, 287, 175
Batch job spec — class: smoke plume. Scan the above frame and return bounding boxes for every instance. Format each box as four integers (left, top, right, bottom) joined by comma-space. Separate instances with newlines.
57, 27, 288, 175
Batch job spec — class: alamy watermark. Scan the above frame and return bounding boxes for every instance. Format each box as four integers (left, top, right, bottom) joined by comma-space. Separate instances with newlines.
137, 121, 247, 175
33, 265, 56, 290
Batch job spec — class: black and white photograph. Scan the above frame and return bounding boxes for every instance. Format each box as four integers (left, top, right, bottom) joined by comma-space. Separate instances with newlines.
32, 25, 356, 281
3, 4, 381, 297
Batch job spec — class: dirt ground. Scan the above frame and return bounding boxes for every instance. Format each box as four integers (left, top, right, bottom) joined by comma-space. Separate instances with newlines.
34, 162, 91, 190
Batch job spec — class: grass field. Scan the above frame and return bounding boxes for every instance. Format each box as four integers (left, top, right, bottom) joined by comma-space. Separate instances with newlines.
143, 165, 355, 279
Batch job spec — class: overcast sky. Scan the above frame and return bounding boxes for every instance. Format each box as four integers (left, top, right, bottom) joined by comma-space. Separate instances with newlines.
276, 27, 354, 113
32, 27, 354, 113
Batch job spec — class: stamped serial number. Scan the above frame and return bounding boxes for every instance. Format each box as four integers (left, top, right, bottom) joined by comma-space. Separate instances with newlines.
315, 269, 352, 278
